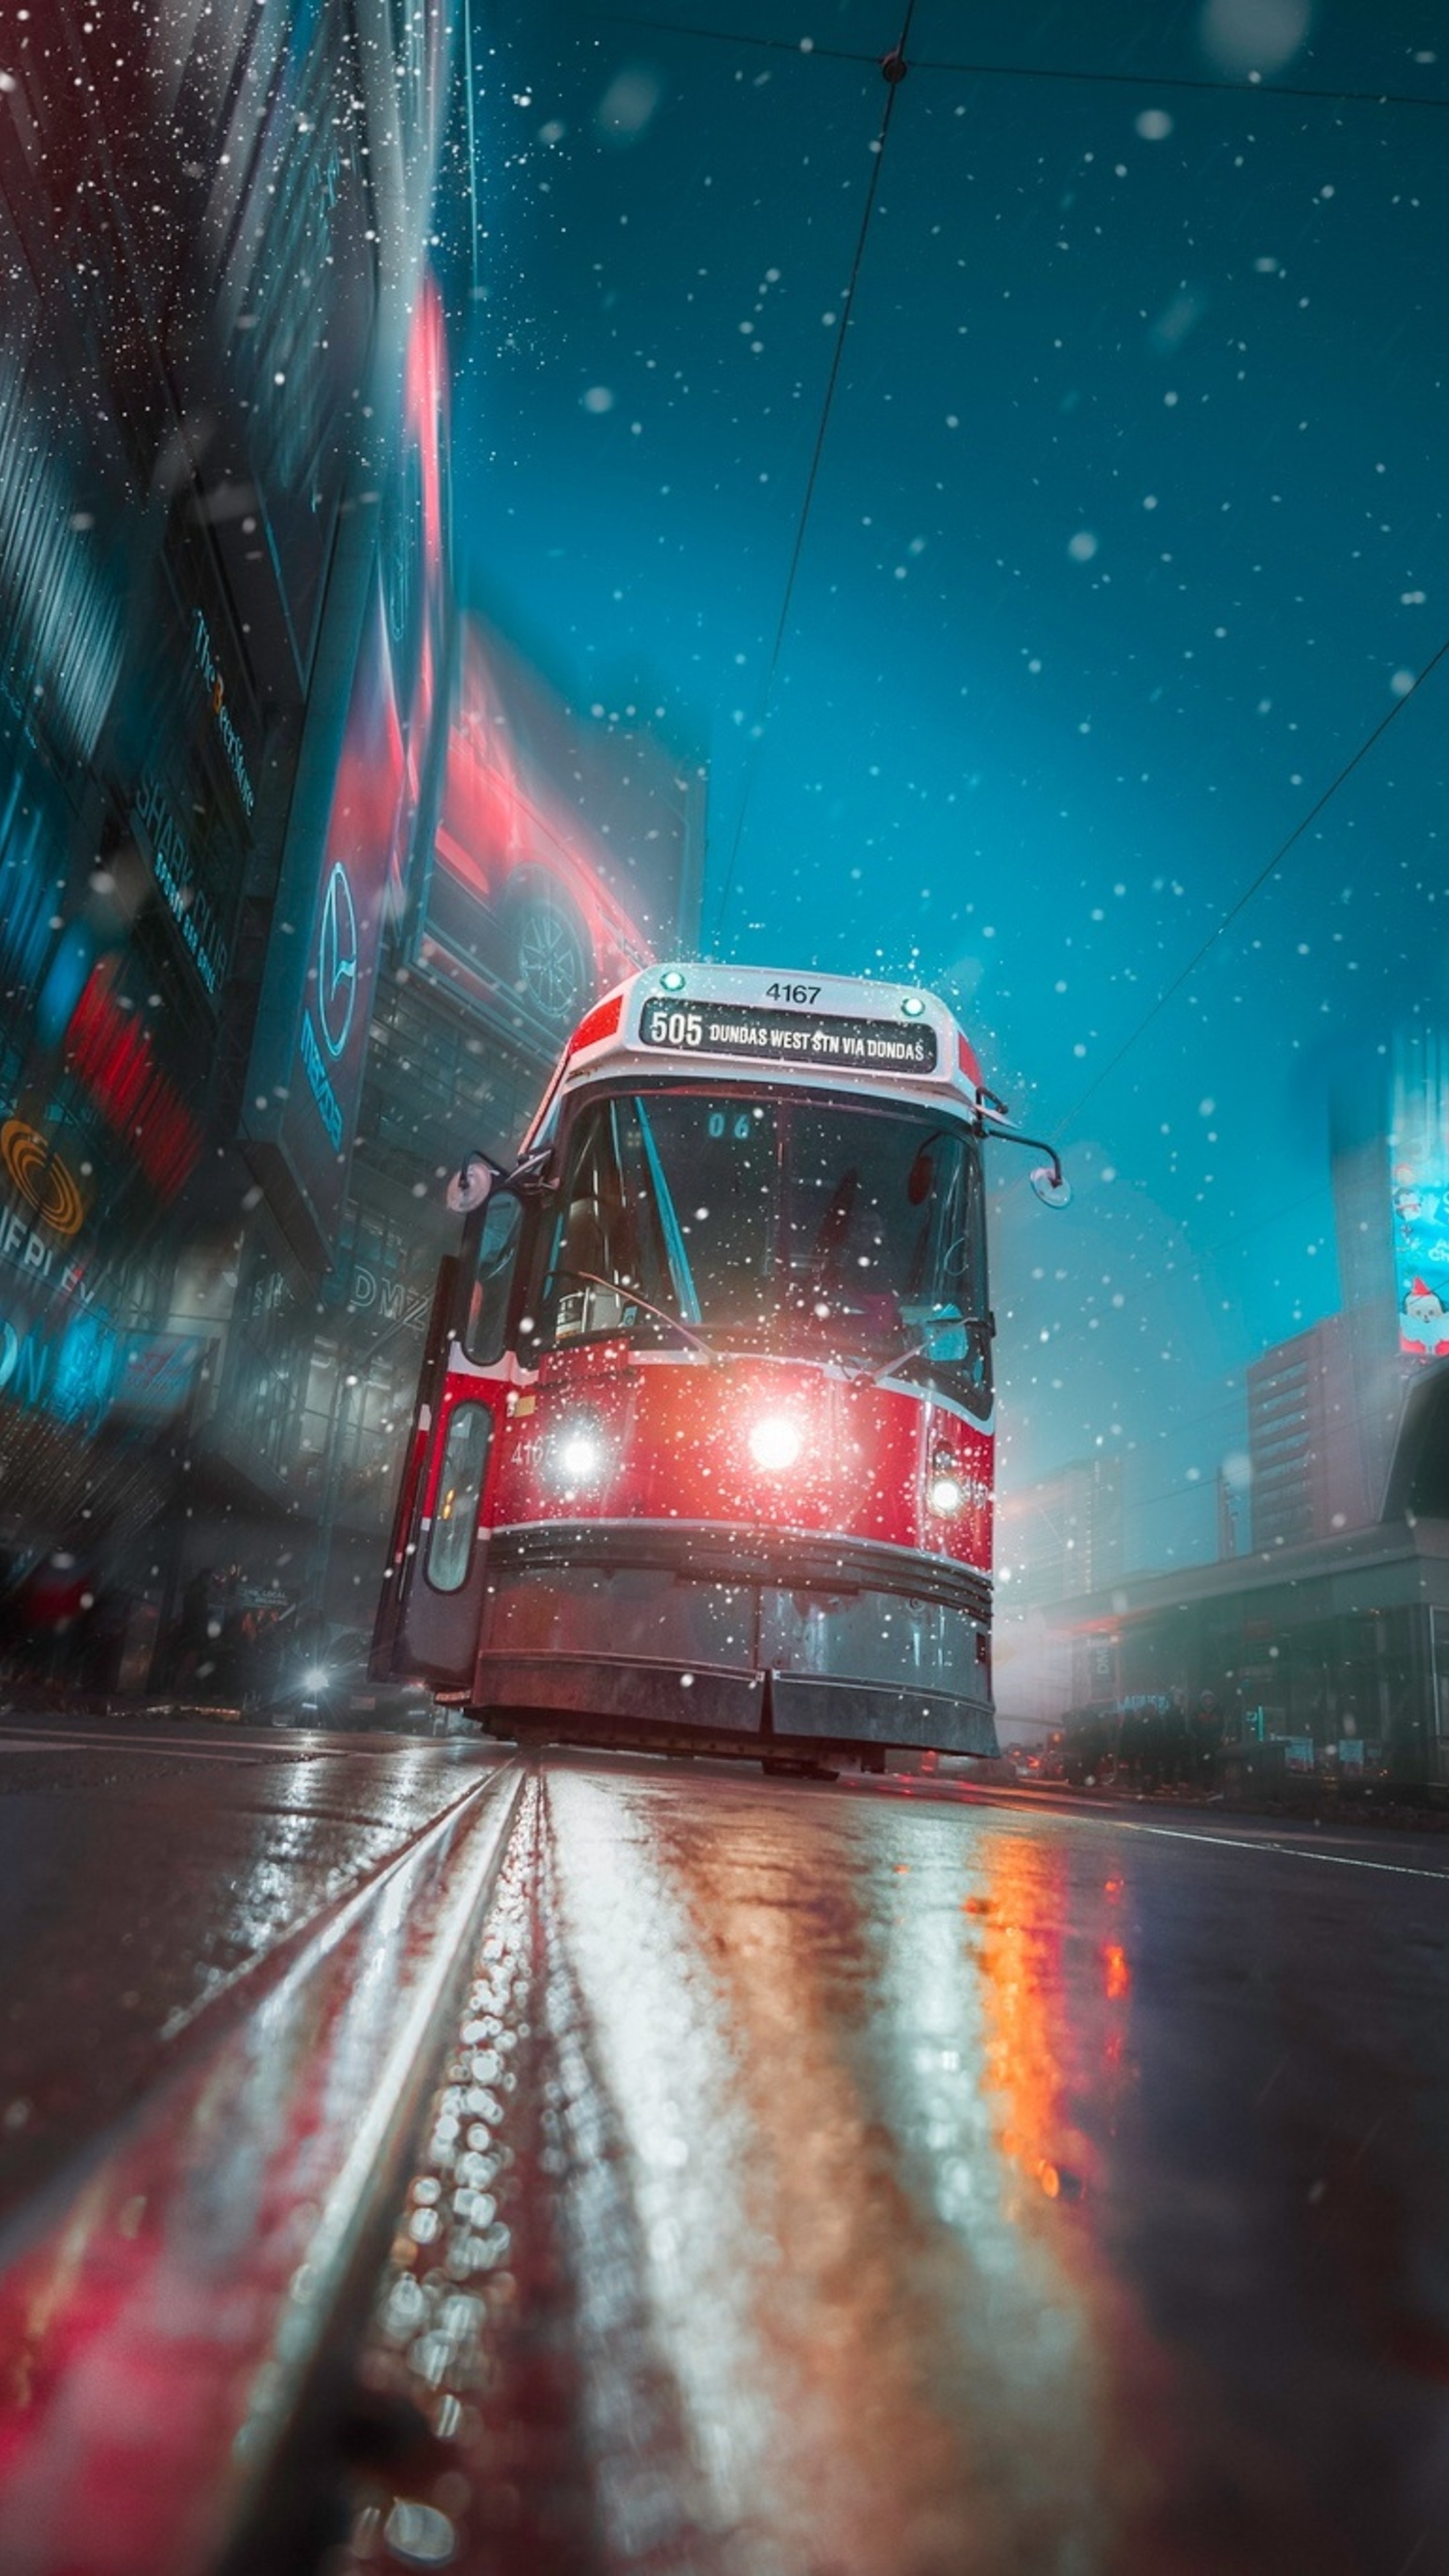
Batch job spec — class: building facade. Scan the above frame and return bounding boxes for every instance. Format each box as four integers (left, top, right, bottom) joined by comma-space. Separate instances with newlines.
1043, 1362, 1449, 1783
0, 3, 706, 1699
998, 1454, 1124, 1610
0, 0, 455, 1682
1246, 1310, 1372, 1553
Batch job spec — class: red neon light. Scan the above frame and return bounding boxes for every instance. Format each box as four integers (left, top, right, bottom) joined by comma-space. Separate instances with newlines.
567, 992, 623, 1058
65, 969, 201, 1199
405, 271, 447, 582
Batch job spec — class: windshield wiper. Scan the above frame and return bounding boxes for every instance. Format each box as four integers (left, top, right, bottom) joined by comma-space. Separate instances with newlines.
551, 1267, 720, 1360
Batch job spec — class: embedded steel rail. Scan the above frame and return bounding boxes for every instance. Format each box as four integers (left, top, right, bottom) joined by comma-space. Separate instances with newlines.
0, 1756, 527, 2576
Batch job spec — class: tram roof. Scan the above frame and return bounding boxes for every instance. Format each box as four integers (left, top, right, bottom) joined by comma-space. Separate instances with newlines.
538, 962, 988, 1128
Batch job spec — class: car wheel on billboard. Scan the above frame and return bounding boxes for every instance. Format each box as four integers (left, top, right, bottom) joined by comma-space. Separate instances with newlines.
502, 875, 594, 1028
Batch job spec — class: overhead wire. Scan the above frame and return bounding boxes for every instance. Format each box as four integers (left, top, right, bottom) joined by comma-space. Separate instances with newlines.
886, 54, 1449, 112
590, 13, 1449, 111
1051, 630, 1449, 1142
590, 13, 871, 64
589, 7, 1449, 1083
708, 1, 916, 949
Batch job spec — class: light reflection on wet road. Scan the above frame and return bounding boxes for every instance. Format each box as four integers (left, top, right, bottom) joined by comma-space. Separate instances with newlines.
0, 1719, 504, 2229
354, 1759, 1449, 2576
3, 1723, 1449, 2572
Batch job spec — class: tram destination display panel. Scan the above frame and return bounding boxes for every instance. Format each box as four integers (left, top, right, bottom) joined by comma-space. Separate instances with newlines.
639, 996, 939, 1075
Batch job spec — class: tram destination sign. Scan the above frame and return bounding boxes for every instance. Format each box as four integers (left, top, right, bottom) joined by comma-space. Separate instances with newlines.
639, 997, 938, 1074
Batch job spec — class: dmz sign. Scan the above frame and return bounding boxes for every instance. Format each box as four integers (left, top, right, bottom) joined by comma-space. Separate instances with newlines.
347, 1269, 430, 1328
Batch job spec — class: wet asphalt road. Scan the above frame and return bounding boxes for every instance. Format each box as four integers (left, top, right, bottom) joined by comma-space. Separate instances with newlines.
4, 1720, 1449, 2575
0, 1715, 503, 2229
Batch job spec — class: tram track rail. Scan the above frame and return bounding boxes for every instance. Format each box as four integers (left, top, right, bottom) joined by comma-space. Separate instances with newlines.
0, 1750, 527, 2576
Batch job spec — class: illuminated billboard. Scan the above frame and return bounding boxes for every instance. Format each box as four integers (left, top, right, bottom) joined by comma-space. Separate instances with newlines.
241, 280, 449, 1274
0, 715, 203, 1228
241, 553, 406, 1269
119, 561, 266, 1027
0, 1172, 201, 1436
1391, 1035, 1449, 1360
411, 616, 702, 1059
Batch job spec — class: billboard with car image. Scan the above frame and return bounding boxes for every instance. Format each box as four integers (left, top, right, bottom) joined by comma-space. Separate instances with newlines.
409, 611, 702, 1064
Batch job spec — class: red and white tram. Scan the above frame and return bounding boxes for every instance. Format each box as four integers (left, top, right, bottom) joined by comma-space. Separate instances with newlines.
372, 964, 1067, 1770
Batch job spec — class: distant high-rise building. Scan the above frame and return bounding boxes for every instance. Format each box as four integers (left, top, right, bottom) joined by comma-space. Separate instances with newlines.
1000, 1455, 1124, 1608
1246, 1313, 1372, 1552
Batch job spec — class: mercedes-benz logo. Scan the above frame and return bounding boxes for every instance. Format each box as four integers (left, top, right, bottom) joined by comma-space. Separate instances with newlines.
317, 863, 359, 1060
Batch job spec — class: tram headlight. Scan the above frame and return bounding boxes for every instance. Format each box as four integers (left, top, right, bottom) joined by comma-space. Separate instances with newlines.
926, 1468, 967, 1518
748, 1414, 804, 1472
549, 1421, 610, 1490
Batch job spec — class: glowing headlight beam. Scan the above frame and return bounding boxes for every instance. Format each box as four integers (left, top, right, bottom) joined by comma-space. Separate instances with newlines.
748, 1415, 804, 1472
557, 1430, 607, 1483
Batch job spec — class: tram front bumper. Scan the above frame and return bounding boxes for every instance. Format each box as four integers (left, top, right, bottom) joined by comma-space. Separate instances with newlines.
472, 1525, 997, 1756
473, 1653, 996, 1756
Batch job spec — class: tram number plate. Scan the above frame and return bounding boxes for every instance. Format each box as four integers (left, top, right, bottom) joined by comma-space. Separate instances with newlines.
639, 998, 938, 1073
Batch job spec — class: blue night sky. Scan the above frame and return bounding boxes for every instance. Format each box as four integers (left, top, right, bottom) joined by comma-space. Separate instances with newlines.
445, 0, 1449, 1566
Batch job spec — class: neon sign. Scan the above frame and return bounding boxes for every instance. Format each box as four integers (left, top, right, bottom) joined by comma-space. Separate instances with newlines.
300, 1013, 345, 1151
241, 274, 451, 1267
317, 863, 358, 1058
0, 1119, 85, 1238
191, 610, 256, 816
0, 1197, 88, 1295
64, 967, 201, 1201
1391, 1036, 1449, 1362
132, 772, 229, 1000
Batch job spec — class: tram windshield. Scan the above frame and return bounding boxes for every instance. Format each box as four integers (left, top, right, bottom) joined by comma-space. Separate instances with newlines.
533, 1086, 991, 1411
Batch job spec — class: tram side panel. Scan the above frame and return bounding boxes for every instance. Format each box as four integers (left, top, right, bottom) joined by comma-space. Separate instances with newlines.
371, 1246, 514, 1696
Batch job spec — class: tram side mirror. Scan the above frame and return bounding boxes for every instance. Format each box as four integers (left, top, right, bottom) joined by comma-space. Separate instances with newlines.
922, 1304, 968, 1360
447, 1153, 503, 1214
1030, 1163, 1072, 1211
979, 1108, 1070, 1208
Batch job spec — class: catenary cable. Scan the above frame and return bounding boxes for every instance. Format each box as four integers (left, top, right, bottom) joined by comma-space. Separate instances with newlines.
708, 3, 916, 950
588, 8, 1449, 1038
1051, 631, 1449, 1140
592, 13, 1449, 112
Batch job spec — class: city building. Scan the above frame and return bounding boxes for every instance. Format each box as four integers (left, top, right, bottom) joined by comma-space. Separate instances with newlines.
992, 1456, 1123, 1727
998, 1456, 1124, 1609
0, 1, 454, 1682
1238, 1034, 1449, 1566
0, 1, 706, 1699
1042, 1358, 1449, 1782
1246, 1311, 1371, 1552
1007, 1036, 1449, 1745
